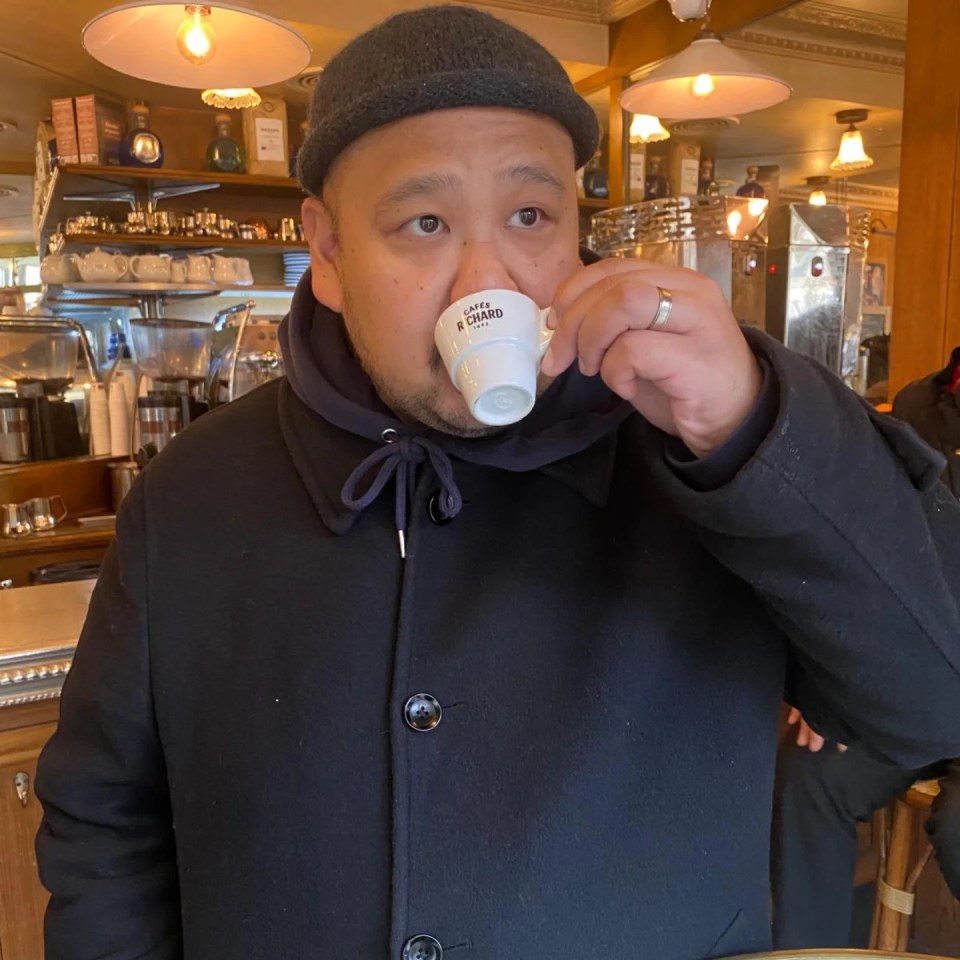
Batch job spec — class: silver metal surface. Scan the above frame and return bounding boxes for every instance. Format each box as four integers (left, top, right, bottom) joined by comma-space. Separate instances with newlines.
765, 203, 870, 377
590, 196, 768, 328
14, 771, 29, 807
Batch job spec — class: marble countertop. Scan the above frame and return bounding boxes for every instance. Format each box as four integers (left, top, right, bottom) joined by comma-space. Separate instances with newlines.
0, 580, 95, 708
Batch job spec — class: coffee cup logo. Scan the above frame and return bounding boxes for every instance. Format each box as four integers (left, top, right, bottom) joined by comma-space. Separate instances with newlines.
457, 301, 505, 332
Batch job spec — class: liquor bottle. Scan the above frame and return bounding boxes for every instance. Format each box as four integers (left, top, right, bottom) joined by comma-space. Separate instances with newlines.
289, 120, 309, 178
735, 165, 766, 199
582, 152, 609, 200
206, 113, 246, 174
698, 156, 719, 197
119, 102, 164, 168
644, 155, 669, 201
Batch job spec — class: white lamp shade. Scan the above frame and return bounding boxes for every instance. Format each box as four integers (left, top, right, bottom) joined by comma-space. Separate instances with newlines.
830, 129, 873, 172
83, 2, 312, 89
629, 114, 670, 143
667, 0, 712, 21
619, 36, 791, 120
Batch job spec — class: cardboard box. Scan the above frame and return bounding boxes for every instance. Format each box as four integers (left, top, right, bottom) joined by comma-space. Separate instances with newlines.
50, 97, 80, 166
74, 95, 126, 165
668, 139, 701, 198
241, 96, 289, 177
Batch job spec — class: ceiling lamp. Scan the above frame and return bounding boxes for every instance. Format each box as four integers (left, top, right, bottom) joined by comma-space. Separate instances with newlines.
806, 175, 830, 205
619, 29, 791, 120
82, 2, 312, 89
201, 88, 261, 109
667, 0, 712, 21
830, 109, 874, 173
629, 114, 670, 144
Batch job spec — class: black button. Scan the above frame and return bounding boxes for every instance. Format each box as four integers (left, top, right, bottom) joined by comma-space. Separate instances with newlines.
428, 493, 454, 525
404, 694, 442, 732
403, 936, 443, 960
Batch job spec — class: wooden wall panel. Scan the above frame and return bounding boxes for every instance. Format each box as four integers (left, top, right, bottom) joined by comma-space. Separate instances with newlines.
889, 0, 960, 395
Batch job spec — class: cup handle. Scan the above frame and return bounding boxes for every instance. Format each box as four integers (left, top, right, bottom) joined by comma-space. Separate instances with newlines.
51, 495, 68, 523
114, 254, 129, 277
129, 255, 141, 277
538, 307, 554, 358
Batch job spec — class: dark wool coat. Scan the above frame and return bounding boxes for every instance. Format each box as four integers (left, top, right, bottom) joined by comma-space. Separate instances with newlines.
36, 307, 960, 960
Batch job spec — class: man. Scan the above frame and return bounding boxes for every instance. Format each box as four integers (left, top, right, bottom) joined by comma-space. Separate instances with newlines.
772, 353, 960, 948
35, 8, 960, 960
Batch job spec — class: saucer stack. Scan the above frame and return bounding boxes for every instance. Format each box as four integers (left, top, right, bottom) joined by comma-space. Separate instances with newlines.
283, 253, 310, 287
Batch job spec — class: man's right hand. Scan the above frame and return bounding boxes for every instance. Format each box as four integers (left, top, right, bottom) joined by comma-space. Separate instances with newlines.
786, 707, 848, 753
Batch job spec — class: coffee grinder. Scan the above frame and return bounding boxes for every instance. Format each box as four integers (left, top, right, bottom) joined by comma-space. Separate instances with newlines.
0, 320, 88, 460
130, 319, 213, 459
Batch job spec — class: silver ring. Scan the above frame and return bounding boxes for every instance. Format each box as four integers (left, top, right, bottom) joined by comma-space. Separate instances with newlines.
650, 286, 673, 331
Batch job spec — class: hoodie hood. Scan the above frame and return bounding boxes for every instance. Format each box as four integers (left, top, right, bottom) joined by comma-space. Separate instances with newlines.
278, 267, 633, 554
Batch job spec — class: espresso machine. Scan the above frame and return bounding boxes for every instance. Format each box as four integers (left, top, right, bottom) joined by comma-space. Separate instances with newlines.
765, 203, 870, 378
130, 319, 214, 459
588, 195, 769, 328
0, 318, 98, 461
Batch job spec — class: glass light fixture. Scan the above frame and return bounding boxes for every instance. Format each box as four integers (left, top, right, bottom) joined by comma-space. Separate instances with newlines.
619, 30, 791, 120
629, 114, 670, 144
82, 2, 311, 89
806, 175, 830, 205
830, 110, 873, 173
176, 5, 216, 65
201, 88, 261, 109
667, 0, 712, 20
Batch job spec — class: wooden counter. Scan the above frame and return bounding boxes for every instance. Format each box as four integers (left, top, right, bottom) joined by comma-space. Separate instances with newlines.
0, 580, 93, 960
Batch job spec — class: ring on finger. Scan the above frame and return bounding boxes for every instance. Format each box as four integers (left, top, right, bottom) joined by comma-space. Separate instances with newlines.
649, 286, 673, 331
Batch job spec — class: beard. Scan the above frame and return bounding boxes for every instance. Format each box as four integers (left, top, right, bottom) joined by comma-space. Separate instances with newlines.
339, 285, 502, 439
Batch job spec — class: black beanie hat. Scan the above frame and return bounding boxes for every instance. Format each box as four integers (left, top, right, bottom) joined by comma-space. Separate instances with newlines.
296, 4, 600, 195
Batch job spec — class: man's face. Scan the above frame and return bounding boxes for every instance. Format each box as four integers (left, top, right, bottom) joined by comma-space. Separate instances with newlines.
302, 107, 582, 436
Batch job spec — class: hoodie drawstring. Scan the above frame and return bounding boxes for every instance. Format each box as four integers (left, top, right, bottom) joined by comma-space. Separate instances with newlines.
340, 433, 463, 558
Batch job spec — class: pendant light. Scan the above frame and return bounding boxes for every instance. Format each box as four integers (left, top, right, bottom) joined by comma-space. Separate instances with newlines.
667, 0, 712, 21
83, 2, 311, 89
619, 29, 791, 120
830, 109, 874, 173
806, 176, 830, 205
629, 114, 670, 144
201, 88, 261, 109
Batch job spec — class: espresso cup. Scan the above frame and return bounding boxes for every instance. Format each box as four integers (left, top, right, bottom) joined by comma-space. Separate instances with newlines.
434, 289, 553, 426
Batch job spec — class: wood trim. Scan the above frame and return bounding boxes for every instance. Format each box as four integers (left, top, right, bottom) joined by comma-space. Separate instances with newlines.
574, 0, 802, 95
0, 702, 60, 735
888, 0, 960, 395
607, 80, 628, 207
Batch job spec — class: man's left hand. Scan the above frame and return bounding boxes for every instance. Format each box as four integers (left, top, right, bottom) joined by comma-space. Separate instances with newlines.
541, 259, 763, 458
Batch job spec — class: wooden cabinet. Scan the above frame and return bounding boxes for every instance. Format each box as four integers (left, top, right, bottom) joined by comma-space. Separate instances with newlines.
0, 723, 56, 960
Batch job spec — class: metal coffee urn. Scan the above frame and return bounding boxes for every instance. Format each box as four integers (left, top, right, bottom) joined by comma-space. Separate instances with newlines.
589, 195, 769, 329
765, 203, 870, 378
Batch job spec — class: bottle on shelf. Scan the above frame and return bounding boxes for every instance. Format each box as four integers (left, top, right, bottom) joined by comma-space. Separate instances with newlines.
119, 102, 164, 169
582, 151, 609, 200
289, 120, 309, 178
698, 156, 720, 197
206, 113, 246, 174
644, 155, 670, 201
735, 165, 766, 199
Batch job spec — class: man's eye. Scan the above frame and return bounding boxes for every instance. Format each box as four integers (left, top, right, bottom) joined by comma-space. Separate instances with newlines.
405, 215, 446, 237
510, 207, 544, 228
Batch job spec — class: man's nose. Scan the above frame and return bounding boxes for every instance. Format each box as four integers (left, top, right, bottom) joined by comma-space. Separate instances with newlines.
448, 239, 518, 305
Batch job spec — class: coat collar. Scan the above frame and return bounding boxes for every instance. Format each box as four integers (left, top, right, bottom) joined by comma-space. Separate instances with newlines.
277, 379, 623, 535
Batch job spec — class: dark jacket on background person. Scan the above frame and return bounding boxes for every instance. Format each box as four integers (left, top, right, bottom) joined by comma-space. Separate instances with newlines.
893, 347, 960, 496
35, 275, 960, 960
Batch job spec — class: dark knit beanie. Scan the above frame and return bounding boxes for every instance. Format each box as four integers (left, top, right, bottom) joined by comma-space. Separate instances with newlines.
296, 5, 600, 195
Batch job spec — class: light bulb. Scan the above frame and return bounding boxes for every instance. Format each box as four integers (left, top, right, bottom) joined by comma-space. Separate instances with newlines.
747, 198, 768, 218
691, 73, 716, 99
726, 210, 743, 237
809, 189, 827, 206
176, 5, 216, 66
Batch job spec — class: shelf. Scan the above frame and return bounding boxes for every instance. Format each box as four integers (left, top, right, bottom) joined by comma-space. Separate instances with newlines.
46, 282, 295, 304
56, 233, 309, 256
39, 164, 306, 256
578, 198, 610, 210
53, 163, 304, 199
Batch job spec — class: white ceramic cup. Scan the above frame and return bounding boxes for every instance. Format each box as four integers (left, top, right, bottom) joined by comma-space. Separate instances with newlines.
170, 260, 187, 284
186, 255, 212, 283
434, 288, 553, 427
